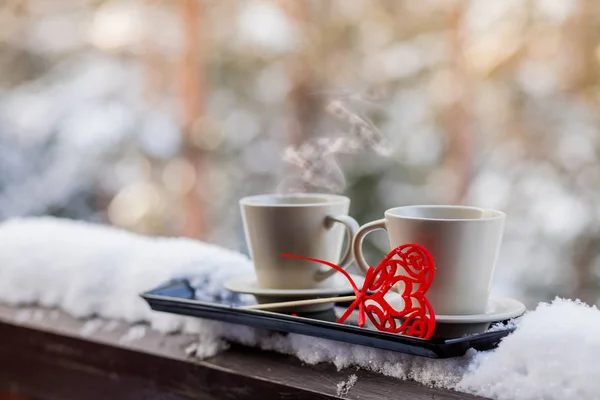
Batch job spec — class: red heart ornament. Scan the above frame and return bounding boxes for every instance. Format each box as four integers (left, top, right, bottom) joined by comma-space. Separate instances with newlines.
281, 243, 436, 339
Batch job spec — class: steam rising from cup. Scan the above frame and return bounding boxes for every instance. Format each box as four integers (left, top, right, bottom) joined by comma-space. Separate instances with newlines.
278, 96, 391, 194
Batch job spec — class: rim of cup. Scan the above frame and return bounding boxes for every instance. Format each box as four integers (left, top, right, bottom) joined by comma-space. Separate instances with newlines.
240, 193, 350, 207
385, 205, 505, 221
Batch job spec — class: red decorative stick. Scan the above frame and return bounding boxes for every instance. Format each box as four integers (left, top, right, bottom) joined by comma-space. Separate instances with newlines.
282, 243, 436, 339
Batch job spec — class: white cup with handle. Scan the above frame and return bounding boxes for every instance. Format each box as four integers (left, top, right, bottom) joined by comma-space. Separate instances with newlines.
240, 193, 359, 290
352, 205, 506, 315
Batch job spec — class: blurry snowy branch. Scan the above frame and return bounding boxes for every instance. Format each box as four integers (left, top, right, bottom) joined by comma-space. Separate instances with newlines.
1, 0, 600, 307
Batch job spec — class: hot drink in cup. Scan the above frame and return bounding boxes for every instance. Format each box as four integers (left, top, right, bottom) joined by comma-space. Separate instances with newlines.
352, 205, 505, 316
240, 193, 359, 290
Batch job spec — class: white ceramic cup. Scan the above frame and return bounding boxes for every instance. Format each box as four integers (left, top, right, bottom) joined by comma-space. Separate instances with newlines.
240, 193, 359, 290
352, 205, 506, 315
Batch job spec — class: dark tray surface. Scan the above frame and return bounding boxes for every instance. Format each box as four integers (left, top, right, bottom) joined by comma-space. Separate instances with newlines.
142, 279, 515, 359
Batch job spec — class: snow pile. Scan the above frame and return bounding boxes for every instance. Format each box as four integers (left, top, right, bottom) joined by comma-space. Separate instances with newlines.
1, 217, 600, 400
336, 374, 358, 397
0, 217, 254, 332
195, 299, 600, 400
120, 325, 148, 343
204, 321, 475, 387
457, 299, 600, 399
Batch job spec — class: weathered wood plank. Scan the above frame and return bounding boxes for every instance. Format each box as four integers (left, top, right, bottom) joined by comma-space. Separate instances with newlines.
0, 305, 486, 400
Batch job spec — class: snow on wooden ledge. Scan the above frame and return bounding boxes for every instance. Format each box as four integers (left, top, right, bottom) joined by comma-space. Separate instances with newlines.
1, 217, 599, 400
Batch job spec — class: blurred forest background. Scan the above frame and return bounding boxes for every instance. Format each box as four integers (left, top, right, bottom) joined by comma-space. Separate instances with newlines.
1, 0, 600, 309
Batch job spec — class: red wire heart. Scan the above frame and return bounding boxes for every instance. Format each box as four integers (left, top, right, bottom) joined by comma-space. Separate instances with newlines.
282, 243, 436, 339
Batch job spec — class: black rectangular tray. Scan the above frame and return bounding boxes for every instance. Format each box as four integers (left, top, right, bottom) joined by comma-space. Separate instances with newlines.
141, 279, 514, 359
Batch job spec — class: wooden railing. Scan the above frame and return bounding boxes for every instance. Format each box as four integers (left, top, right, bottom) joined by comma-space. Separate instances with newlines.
0, 304, 485, 400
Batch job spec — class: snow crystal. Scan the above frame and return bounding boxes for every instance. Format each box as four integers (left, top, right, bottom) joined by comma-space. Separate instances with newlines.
119, 325, 147, 343
487, 316, 522, 332
14, 309, 32, 324
80, 318, 103, 337
103, 320, 120, 332
185, 342, 199, 356
336, 374, 358, 397
32, 310, 45, 322
2, 217, 600, 400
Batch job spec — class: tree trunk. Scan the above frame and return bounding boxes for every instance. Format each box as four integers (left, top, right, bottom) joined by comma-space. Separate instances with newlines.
179, 0, 206, 240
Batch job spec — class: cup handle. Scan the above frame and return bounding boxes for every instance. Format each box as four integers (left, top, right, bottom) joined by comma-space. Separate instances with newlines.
314, 214, 359, 281
352, 219, 387, 275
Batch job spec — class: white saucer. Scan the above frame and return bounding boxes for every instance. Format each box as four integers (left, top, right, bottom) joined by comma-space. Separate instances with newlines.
350, 297, 526, 339
434, 298, 526, 324
224, 274, 365, 312
224, 274, 364, 297
431, 297, 526, 339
